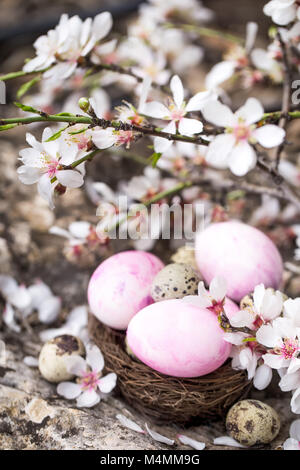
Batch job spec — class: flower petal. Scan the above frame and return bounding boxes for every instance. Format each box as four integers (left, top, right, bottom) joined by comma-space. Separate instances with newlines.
98, 372, 117, 394
290, 419, 300, 441
92, 128, 116, 149
178, 118, 203, 135
205, 134, 235, 169
86, 343, 105, 372
186, 90, 217, 112
142, 101, 170, 119
235, 97, 264, 125
230, 310, 254, 328
205, 61, 236, 90
145, 423, 174, 445
213, 436, 246, 448
57, 381, 82, 399
253, 364, 272, 390
209, 276, 227, 301
177, 434, 205, 450
116, 414, 145, 433
228, 142, 257, 177
38, 296, 61, 324
202, 100, 235, 127
252, 125, 285, 148
170, 75, 184, 109
291, 388, 300, 414
64, 355, 87, 376
56, 170, 84, 188
76, 390, 100, 408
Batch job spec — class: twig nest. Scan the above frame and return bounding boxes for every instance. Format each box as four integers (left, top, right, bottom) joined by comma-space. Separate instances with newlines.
88, 250, 164, 329
38, 335, 85, 383
151, 263, 200, 302
170, 246, 199, 273
195, 221, 283, 302
226, 399, 280, 447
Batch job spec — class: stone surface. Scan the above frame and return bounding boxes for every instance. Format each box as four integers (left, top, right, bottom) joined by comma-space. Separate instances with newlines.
0, 330, 295, 450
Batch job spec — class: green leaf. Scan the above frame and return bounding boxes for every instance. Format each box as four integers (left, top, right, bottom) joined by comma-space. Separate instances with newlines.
17, 76, 41, 99
0, 123, 18, 131
227, 190, 246, 201
55, 112, 76, 117
45, 125, 69, 142
242, 337, 257, 343
68, 128, 87, 135
150, 152, 162, 168
13, 101, 40, 114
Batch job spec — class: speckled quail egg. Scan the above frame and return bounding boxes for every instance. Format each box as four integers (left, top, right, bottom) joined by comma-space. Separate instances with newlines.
151, 263, 200, 302
226, 399, 280, 447
170, 246, 200, 274
39, 335, 85, 383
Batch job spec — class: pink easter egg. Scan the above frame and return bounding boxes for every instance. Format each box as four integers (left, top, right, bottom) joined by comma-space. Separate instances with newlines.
88, 250, 164, 330
195, 221, 283, 302
127, 298, 234, 378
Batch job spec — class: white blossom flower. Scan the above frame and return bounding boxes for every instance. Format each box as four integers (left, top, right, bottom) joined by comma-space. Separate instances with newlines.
183, 276, 227, 316
230, 345, 260, 380
278, 159, 300, 187
251, 46, 283, 84
17, 128, 85, 209
256, 317, 300, 373
92, 127, 135, 150
264, 0, 300, 25
283, 297, 300, 327
230, 284, 283, 329
40, 305, 88, 343
0, 275, 61, 330
44, 12, 113, 81
143, 75, 214, 153
23, 14, 70, 73
283, 419, 300, 450
250, 195, 280, 226
202, 98, 285, 176
118, 37, 170, 86
205, 22, 258, 89
57, 343, 117, 408
147, 0, 214, 23
49, 221, 105, 249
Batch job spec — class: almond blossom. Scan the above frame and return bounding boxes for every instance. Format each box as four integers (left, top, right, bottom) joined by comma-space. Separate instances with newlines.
43, 13, 113, 81
283, 420, 300, 450
230, 284, 284, 329
205, 22, 258, 90
57, 344, 117, 408
142, 75, 215, 153
264, 0, 300, 25
183, 276, 227, 316
17, 128, 85, 208
0, 275, 61, 331
256, 317, 300, 373
202, 97, 286, 176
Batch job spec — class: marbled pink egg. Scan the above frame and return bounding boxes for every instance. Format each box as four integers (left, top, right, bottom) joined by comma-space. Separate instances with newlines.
88, 251, 164, 330
195, 221, 283, 302
127, 298, 236, 378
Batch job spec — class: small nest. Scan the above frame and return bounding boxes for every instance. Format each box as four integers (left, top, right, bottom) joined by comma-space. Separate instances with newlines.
88, 314, 251, 425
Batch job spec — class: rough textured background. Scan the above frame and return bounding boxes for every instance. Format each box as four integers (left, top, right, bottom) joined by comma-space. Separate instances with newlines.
0, 328, 295, 450
0, 0, 299, 450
